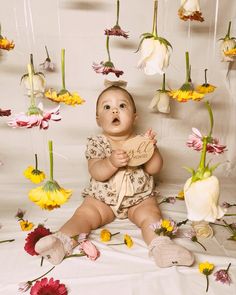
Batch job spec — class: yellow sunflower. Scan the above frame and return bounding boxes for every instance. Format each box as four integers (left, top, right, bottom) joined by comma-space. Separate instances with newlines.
0, 37, 15, 50
100, 229, 112, 242
45, 89, 85, 106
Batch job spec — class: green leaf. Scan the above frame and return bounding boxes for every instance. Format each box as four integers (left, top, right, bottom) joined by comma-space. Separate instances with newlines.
156, 36, 173, 49
183, 166, 195, 175
140, 32, 154, 38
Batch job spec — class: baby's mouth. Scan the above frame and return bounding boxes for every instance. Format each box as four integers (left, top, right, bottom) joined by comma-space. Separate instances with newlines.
112, 117, 120, 125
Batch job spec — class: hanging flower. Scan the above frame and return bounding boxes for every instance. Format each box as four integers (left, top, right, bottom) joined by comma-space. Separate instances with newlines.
45, 49, 85, 106
79, 240, 100, 260
184, 102, 227, 222
219, 21, 236, 62
150, 219, 178, 238
149, 73, 171, 113
21, 54, 45, 97
93, 36, 124, 77
0, 108, 11, 116
196, 69, 216, 94
137, 1, 172, 75
105, 0, 128, 38
24, 225, 52, 256
0, 24, 15, 50
15, 208, 34, 231
199, 261, 214, 292
178, 0, 204, 22
214, 263, 232, 285
158, 196, 176, 205
184, 229, 207, 251
169, 52, 204, 102
39, 46, 56, 72
29, 141, 72, 210
24, 154, 46, 184
100, 229, 120, 242
18, 266, 55, 293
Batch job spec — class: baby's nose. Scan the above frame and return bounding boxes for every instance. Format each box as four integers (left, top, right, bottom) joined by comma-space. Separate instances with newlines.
112, 108, 119, 114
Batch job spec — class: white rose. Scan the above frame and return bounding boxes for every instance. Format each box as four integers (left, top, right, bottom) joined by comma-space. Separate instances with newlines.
148, 91, 170, 114
22, 74, 46, 97
191, 221, 214, 238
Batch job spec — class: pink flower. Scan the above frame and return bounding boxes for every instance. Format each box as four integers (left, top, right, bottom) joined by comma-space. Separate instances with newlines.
92, 61, 123, 77
80, 240, 100, 260
214, 263, 232, 285
187, 128, 227, 155
105, 25, 129, 38
30, 278, 67, 295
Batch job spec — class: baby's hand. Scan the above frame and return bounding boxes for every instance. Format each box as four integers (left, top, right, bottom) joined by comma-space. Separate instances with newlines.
144, 128, 157, 145
109, 149, 129, 168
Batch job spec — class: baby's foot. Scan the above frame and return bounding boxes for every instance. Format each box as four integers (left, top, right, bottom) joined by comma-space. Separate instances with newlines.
149, 236, 194, 268
35, 232, 73, 265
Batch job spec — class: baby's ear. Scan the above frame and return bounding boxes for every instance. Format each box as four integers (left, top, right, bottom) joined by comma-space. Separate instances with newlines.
134, 113, 138, 122
96, 115, 101, 126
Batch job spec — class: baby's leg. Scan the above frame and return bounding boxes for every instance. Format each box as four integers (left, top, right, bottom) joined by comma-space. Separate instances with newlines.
35, 196, 115, 264
128, 197, 194, 268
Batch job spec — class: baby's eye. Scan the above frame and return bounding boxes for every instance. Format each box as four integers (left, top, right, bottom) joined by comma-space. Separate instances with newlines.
103, 105, 110, 110
119, 103, 126, 109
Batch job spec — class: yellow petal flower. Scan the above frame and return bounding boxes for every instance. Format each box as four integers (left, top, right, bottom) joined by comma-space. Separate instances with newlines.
19, 220, 34, 231
45, 89, 85, 106
177, 190, 185, 200
24, 166, 34, 178
0, 37, 15, 50
169, 89, 204, 102
161, 219, 171, 229
124, 234, 133, 248
224, 48, 236, 56
24, 166, 46, 184
199, 261, 215, 274
100, 229, 112, 242
196, 84, 216, 94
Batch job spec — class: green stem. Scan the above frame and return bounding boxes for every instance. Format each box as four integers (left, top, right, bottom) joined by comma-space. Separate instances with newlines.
209, 222, 228, 228
161, 73, 166, 91
35, 154, 38, 170
196, 240, 207, 251
205, 101, 214, 137
185, 51, 190, 83
63, 253, 86, 260
106, 36, 111, 62
204, 69, 208, 85
198, 136, 207, 171
61, 48, 66, 90
0, 239, 15, 244
222, 220, 235, 234
30, 266, 55, 283
224, 213, 236, 216
45, 45, 50, 59
27, 63, 36, 108
107, 242, 124, 246
226, 263, 231, 272
116, 0, 120, 26
226, 21, 231, 38
177, 219, 189, 227
152, 0, 158, 37
206, 275, 209, 292
48, 140, 54, 181
111, 232, 120, 237
40, 257, 44, 267
30, 54, 35, 74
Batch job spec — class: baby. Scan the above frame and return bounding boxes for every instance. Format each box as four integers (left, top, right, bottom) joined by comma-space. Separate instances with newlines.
35, 86, 194, 268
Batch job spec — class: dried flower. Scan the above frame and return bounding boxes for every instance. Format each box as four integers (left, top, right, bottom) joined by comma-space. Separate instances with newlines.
24, 154, 46, 184
184, 229, 207, 251
158, 196, 176, 205
178, 0, 204, 22
196, 69, 216, 94
20, 220, 34, 231
150, 219, 178, 238
221, 202, 236, 209
214, 263, 232, 285
219, 21, 236, 62
79, 240, 100, 260
0, 24, 15, 50
199, 261, 215, 292
29, 141, 72, 210
15, 208, 26, 220
0, 108, 11, 116
39, 46, 56, 72
191, 221, 214, 238
169, 52, 204, 102
24, 225, 52, 256
100, 229, 120, 242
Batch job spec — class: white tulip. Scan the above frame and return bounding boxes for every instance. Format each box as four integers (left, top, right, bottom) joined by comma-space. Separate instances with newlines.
184, 175, 226, 222
181, 0, 200, 15
22, 74, 45, 97
138, 38, 170, 75
220, 39, 236, 62
148, 91, 170, 113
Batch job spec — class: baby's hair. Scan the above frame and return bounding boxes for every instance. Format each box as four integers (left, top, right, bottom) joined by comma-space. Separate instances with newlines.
96, 86, 137, 114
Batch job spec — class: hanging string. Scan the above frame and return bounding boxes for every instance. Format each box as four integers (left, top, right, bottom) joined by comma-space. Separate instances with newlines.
27, 0, 36, 46
57, 0, 62, 46
212, 0, 219, 58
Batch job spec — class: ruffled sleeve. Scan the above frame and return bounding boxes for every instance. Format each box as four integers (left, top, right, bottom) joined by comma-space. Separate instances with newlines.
85, 136, 107, 160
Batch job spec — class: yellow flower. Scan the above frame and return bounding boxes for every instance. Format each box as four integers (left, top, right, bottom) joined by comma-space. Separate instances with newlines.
176, 190, 185, 200
196, 84, 216, 94
124, 234, 133, 248
19, 220, 34, 231
199, 261, 215, 274
161, 219, 173, 232
28, 180, 72, 210
0, 37, 15, 50
224, 48, 236, 56
45, 89, 85, 106
169, 89, 204, 102
24, 166, 46, 184
100, 229, 112, 242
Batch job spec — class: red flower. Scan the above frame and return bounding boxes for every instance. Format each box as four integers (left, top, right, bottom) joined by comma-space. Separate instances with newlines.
80, 240, 100, 260
92, 61, 123, 77
24, 225, 51, 256
30, 278, 67, 295
105, 25, 129, 38
0, 108, 11, 116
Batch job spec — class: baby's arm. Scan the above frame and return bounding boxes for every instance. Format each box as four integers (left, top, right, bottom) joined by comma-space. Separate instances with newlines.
88, 149, 129, 182
143, 128, 163, 175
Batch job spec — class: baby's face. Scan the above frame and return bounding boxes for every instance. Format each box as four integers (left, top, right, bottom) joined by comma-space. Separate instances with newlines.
96, 89, 137, 137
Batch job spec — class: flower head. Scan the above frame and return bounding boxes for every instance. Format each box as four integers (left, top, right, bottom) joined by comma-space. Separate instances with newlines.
196, 69, 216, 94
100, 229, 112, 242
40, 46, 56, 72
24, 225, 51, 256
105, 25, 129, 38
0, 24, 15, 50
199, 261, 215, 292
150, 219, 178, 238
176, 190, 185, 200
0, 108, 11, 116
124, 234, 133, 248
79, 240, 100, 260
184, 229, 207, 251
24, 154, 46, 184
15, 208, 26, 220
92, 61, 123, 77
219, 21, 236, 62
214, 263, 232, 285
178, 0, 204, 22
30, 277, 68, 295
191, 221, 214, 238
20, 220, 34, 231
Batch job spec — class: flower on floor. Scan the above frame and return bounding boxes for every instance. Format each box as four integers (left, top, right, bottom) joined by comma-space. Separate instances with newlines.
124, 234, 133, 248
79, 240, 100, 260
158, 196, 176, 205
0, 24, 15, 50
39, 45, 56, 72
15, 208, 34, 231
0, 108, 11, 116
221, 202, 236, 209
100, 229, 120, 242
191, 221, 214, 238
105, 0, 128, 38
176, 190, 185, 200
21, 54, 45, 97
222, 220, 236, 241
219, 21, 236, 62
137, 1, 172, 75
183, 102, 227, 222
214, 263, 232, 285
199, 261, 214, 292
30, 277, 67, 295
24, 225, 52, 256
45, 49, 85, 106
184, 229, 207, 251
150, 219, 178, 238
196, 69, 216, 94
0, 238, 15, 244
169, 52, 204, 102
29, 141, 72, 210
149, 73, 171, 113
18, 266, 56, 293
178, 0, 204, 22
24, 154, 46, 184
